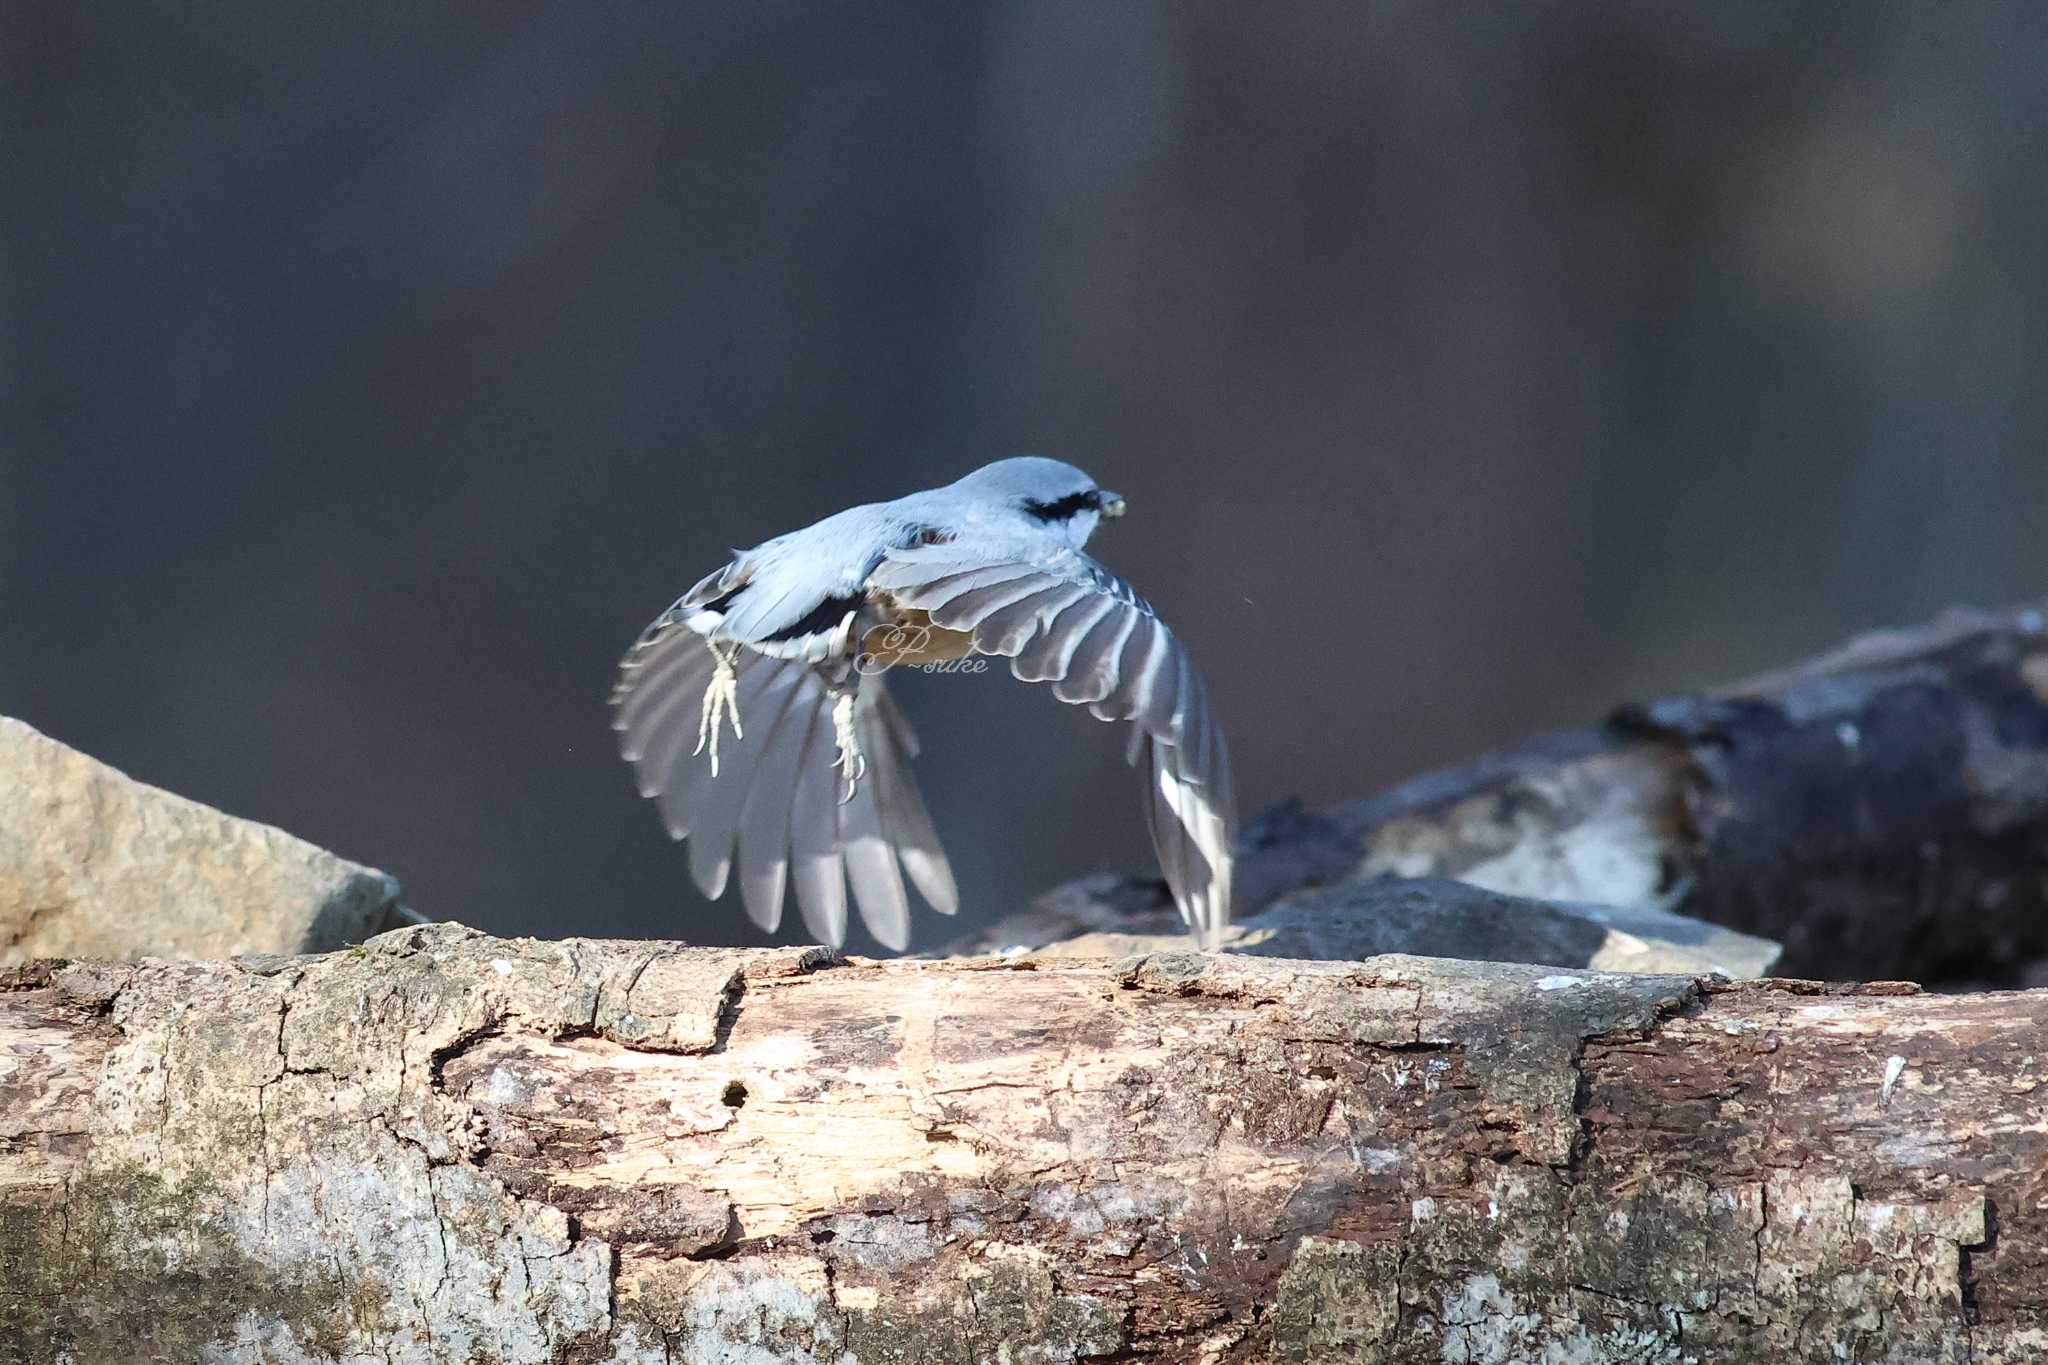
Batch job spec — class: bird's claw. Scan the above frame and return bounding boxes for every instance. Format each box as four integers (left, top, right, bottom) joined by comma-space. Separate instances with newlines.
693, 642, 744, 775
830, 689, 865, 803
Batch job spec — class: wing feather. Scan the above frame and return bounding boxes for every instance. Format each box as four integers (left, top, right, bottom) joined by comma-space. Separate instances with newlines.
1054, 603, 1139, 705
925, 575, 1065, 632
625, 672, 703, 802
870, 544, 1235, 946
786, 697, 849, 947
735, 670, 826, 933
686, 657, 808, 902
1012, 594, 1116, 683
870, 686, 958, 916
617, 635, 717, 834
1092, 614, 1164, 723
979, 583, 1089, 657
869, 555, 1019, 591
613, 627, 717, 762
1133, 628, 1185, 746
839, 697, 913, 952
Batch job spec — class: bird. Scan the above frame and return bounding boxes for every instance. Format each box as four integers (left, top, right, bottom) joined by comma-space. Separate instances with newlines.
609, 456, 1235, 953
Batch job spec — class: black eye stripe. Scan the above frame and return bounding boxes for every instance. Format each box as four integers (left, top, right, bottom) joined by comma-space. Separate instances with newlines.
1022, 490, 1098, 522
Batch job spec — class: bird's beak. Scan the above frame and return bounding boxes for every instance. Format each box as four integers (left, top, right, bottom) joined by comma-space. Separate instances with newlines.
1099, 491, 1127, 520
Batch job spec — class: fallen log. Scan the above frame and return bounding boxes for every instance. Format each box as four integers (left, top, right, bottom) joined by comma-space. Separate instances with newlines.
5, 923, 2044, 1362
995, 601, 2048, 987
1344, 602, 2048, 986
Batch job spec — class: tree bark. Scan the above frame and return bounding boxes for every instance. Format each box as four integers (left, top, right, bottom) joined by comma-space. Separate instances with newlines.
5, 923, 2044, 1363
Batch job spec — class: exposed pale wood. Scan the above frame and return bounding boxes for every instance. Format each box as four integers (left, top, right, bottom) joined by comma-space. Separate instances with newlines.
2, 925, 2044, 1363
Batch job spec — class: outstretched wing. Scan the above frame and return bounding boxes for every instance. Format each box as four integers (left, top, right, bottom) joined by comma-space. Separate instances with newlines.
610, 617, 957, 951
867, 544, 1235, 947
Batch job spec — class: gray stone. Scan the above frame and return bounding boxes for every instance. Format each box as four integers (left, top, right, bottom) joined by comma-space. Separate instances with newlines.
950, 873, 1781, 978
0, 715, 405, 963
1233, 877, 1781, 978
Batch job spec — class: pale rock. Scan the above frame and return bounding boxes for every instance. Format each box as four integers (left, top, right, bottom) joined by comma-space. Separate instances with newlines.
0, 716, 406, 963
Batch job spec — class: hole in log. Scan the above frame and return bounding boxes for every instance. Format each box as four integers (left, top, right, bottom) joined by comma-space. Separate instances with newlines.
721, 1079, 748, 1108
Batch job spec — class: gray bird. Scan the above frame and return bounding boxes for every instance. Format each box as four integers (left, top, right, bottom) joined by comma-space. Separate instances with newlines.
610, 457, 1235, 952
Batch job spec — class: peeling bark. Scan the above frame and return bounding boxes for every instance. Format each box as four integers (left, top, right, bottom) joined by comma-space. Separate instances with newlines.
3, 924, 2044, 1362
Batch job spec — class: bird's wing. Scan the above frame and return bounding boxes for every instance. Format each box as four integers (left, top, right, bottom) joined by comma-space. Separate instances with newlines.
611, 615, 957, 951
867, 544, 1235, 947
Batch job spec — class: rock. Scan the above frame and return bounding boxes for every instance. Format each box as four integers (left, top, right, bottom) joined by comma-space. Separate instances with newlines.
0, 716, 406, 964
950, 873, 1781, 978
1230, 795, 1363, 908
1232, 878, 1782, 977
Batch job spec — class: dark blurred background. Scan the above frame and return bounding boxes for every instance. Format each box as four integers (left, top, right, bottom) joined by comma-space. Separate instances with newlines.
5, 3, 2046, 950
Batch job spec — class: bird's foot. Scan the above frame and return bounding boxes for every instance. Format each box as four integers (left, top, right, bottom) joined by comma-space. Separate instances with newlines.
693, 642, 744, 775
830, 689, 865, 803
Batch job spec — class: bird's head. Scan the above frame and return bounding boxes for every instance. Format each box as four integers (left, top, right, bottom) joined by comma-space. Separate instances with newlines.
953, 455, 1126, 550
